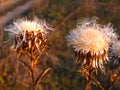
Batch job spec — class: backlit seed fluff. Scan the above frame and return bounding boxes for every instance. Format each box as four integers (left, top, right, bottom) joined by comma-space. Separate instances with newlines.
111, 41, 120, 65
67, 17, 118, 72
4, 18, 53, 56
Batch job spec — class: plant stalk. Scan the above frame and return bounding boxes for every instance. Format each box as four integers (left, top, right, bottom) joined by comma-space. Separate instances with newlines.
31, 68, 36, 90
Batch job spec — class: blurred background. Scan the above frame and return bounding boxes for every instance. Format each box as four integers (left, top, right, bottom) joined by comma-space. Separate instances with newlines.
0, 0, 120, 90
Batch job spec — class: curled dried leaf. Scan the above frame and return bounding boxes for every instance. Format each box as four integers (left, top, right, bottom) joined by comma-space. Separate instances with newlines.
35, 68, 51, 86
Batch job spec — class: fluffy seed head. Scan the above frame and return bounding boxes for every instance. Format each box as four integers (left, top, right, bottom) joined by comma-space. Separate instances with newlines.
111, 41, 120, 65
67, 17, 117, 72
5, 18, 53, 36
4, 18, 53, 57
111, 41, 120, 57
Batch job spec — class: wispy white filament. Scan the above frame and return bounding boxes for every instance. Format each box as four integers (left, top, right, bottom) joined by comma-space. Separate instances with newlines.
67, 17, 118, 72
111, 41, 120, 57
4, 18, 53, 54
4, 18, 53, 36
67, 18, 117, 53
111, 41, 120, 65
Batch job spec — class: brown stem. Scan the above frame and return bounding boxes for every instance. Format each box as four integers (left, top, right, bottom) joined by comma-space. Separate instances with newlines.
84, 67, 104, 90
108, 66, 120, 90
84, 67, 93, 90
20, 60, 36, 90
31, 68, 36, 90
30, 56, 36, 90
20, 58, 36, 90
92, 76, 104, 90
86, 80, 92, 90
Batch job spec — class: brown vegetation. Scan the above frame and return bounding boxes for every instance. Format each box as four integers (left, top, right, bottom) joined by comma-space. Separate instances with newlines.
0, 0, 120, 90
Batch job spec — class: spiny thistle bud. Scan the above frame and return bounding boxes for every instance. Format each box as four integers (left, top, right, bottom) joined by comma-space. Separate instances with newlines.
111, 41, 120, 65
4, 18, 53, 58
67, 17, 118, 72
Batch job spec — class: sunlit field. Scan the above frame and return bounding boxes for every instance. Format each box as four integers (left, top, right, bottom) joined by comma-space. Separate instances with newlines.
0, 0, 120, 90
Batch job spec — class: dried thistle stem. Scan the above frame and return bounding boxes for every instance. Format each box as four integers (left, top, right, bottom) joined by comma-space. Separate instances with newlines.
85, 80, 92, 90
85, 67, 93, 90
92, 76, 104, 90
4, 18, 53, 90
80, 65, 105, 90
29, 56, 36, 90
108, 66, 120, 90
31, 68, 36, 90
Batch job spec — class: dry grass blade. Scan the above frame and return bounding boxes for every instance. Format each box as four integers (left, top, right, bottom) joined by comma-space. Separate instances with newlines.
19, 60, 32, 73
2, 38, 11, 44
0, 26, 3, 46
76, 70, 82, 73
35, 68, 51, 86
55, 6, 81, 30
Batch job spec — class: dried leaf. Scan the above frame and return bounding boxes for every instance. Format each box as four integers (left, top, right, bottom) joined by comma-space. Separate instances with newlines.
20, 60, 32, 73
76, 70, 82, 73
35, 68, 51, 86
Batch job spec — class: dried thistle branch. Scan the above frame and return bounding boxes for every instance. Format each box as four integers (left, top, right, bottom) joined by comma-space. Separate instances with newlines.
67, 17, 118, 90
85, 80, 92, 90
67, 17, 118, 73
20, 59, 32, 73
91, 76, 104, 90
108, 66, 120, 90
4, 18, 53, 90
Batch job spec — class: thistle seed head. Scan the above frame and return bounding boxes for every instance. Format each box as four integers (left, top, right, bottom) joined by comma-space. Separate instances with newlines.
4, 18, 53, 57
67, 17, 118, 72
111, 41, 120, 65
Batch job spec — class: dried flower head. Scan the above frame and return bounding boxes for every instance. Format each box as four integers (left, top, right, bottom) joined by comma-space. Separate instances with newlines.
111, 41, 120, 65
4, 18, 53, 57
67, 17, 117, 72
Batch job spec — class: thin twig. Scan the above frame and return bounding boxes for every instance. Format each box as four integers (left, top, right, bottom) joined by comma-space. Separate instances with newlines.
19, 60, 32, 72
31, 68, 35, 90
0, 26, 3, 47
92, 76, 104, 90
20, 60, 36, 90
76, 67, 105, 90
108, 66, 120, 90
35, 68, 51, 87
2, 38, 11, 44
55, 6, 81, 30
30, 55, 36, 90
85, 80, 92, 90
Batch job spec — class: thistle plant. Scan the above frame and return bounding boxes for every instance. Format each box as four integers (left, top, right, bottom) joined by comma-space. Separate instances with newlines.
111, 41, 120, 65
67, 17, 118, 90
4, 18, 53, 90
109, 41, 120, 90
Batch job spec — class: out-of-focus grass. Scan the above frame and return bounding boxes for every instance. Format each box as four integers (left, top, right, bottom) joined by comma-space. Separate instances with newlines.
1, 0, 120, 90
